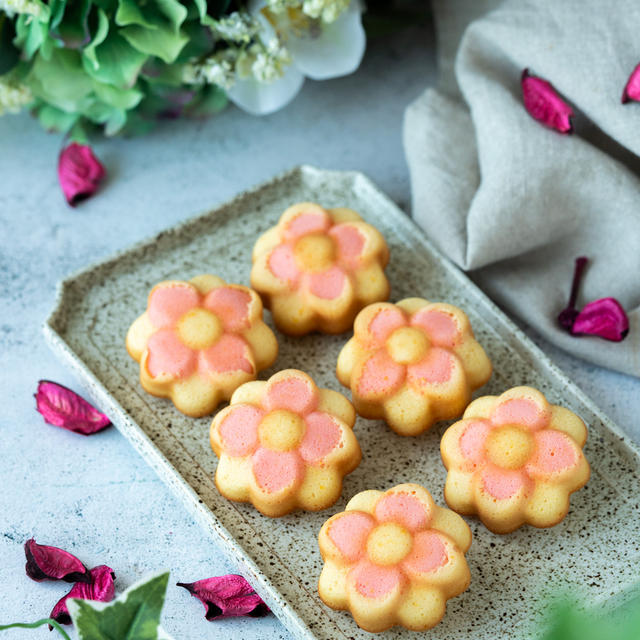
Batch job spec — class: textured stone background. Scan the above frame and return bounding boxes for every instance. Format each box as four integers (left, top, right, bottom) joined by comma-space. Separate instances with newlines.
1, 21, 639, 639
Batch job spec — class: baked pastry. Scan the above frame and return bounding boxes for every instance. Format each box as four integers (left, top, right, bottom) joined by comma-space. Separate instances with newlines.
336, 299, 491, 435
440, 386, 590, 534
210, 370, 361, 516
318, 483, 472, 632
250, 202, 390, 335
126, 275, 277, 417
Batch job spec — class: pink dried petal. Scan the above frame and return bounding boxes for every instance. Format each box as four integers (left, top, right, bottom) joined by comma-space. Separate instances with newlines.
35, 381, 111, 436
24, 539, 90, 583
57, 143, 106, 206
50, 565, 116, 626
571, 297, 629, 342
622, 63, 640, 103
521, 69, 574, 133
177, 575, 269, 621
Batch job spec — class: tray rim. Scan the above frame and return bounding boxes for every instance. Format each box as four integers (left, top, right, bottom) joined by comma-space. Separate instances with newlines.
44, 165, 640, 639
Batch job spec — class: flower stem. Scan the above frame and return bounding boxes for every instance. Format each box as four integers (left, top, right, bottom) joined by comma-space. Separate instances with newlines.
0, 618, 72, 639
567, 256, 588, 311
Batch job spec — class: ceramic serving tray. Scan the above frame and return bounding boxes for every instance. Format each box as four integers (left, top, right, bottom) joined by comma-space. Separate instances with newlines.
45, 166, 640, 640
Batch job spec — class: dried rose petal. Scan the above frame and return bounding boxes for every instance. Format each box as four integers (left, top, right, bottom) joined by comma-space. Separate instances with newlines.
622, 63, 640, 103
50, 565, 116, 626
35, 380, 111, 435
571, 297, 629, 341
521, 69, 574, 133
177, 575, 269, 621
57, 143, 106, 206
24, 539, 90, 583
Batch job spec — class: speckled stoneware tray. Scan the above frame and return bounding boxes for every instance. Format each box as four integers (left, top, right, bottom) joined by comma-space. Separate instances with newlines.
45, 166, 640, 640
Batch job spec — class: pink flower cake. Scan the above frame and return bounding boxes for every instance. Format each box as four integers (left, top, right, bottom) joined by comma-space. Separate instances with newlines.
440, 386, 590, 534
250, 202, 390, 335
210, 370, 361, 517
318, 483, 472, 632
126, 275, 277, 417
337, 298, 492, 435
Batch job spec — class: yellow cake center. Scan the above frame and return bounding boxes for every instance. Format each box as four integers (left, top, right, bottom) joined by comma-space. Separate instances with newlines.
259, 410, 305, 452
485, 425, 533, 470
366, 523, 413, 566
386, 327, 430, 365
294, 234, 335, 272
177, 308, 222, 350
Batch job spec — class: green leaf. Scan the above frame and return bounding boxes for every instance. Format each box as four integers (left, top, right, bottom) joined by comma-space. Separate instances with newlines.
82, 30, 147, 88
183, 84, 227, 118
93, 81, 143, 109
83, 8, 109, 71
174, 21, 213, 63
36, 103, 78, 132
116, 0, 189, 63
28, 49, 93, 112
14, 14, 47, 60
55, 0, 92, 49
68, 571, 170, 640
0, 14, 20, 74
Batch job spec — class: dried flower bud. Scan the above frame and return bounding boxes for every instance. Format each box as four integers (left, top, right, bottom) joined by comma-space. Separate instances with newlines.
57, 143, 106, 206
35, 380, 111, 436
571, 297, 629, 342
50, 565, 116, 626
622, 63, 640, 104
521, 69, 574, 133
177, 575, 269, 621
24, 539, 90, 583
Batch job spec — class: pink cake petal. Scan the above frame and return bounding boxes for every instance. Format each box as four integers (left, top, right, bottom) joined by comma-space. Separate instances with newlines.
204, 287, 252, 332
491, 397, 550, 431
263, 375, 317, 414
148, 283, 200, 328
329, 224, 366, 268
268, 244, 300, 284
402, 531, 448, 576
622, 62, 640, 103
252, 448, 304, 493
283, 210, 331, 241
527, 430, 578, 475
349, 561, 402, 599
411, 309, 461, 348
368, 307, 406, 343
459, 420, 492, 466
327, 512, 375, 563
298, 412, 342, 463
356, 350, 406, 398
307, 266, 347, 300
199, 334, 253, 375
374, 492, 431, 531
407, 347, 454, 385
147, 329, 197, 378
218, 405, 263, 457
521, 69, 574, 134
481, 466, 529, 500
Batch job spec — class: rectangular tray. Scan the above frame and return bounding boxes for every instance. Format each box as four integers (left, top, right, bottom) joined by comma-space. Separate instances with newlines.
45, 166, 640, 639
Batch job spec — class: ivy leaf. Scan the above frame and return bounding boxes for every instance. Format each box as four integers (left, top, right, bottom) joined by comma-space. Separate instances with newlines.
68, 571, 170, 640
116, 0, 189, 64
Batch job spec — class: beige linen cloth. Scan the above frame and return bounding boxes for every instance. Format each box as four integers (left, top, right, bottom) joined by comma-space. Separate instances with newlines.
404, 0, 640, 377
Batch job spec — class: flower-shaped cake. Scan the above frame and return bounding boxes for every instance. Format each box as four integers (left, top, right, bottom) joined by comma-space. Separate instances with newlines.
126, 275, 277, 417
250, 202, 390, 335
337, 299, 492, 435
318, 483, 472, 633
440, 386, 590, 534
210, 370, 361, 517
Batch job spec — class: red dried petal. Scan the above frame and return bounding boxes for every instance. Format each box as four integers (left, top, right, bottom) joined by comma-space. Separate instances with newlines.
521, 69, 574, 133
24, 539, 90, 583
50, 565, 116, 626
571, 297, 629, 342
57, 143, 106, 206
35, 380, 111, 435
622, 63, 640, 103
177, 575, 269, 621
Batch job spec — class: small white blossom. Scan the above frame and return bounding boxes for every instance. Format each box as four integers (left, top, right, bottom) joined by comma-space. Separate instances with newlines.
301, 0, 350, 22
0, 77, 32, 115
182, 50, 238, 90
212, 12, 260, 44
0, 0, 43, 17
250, 39, 291, 83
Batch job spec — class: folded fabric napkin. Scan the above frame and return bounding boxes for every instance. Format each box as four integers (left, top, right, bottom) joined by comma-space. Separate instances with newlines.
404, 0, 639, 377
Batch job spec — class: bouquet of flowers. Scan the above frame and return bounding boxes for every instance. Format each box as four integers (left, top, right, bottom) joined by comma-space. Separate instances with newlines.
0, 0, 366, 139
